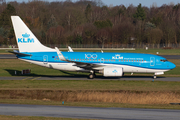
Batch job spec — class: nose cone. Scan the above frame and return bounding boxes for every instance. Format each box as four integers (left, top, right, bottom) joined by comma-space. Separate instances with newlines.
169, 62, 176, 69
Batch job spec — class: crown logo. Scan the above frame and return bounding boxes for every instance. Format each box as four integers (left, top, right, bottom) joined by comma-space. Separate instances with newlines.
22, 33, 30, 38
112, 69, 118, 73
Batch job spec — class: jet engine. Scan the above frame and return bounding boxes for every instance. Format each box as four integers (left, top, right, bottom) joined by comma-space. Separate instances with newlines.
99, 67, 123, 77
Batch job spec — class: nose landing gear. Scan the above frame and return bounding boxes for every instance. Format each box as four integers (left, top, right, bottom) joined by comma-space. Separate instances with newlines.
88, 70, 96, 79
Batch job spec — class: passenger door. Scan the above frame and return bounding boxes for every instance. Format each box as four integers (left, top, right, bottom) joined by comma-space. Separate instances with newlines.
43, 55, 48, 64
150, 57, 155, 66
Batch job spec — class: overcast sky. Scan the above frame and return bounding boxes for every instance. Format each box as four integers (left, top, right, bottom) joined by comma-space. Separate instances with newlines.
4, 0, 180, 7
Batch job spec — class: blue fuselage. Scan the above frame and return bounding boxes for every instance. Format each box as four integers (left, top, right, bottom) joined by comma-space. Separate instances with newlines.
17, 52, 176, 71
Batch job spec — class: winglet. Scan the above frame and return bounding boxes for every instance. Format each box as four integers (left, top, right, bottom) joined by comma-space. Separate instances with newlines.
55, 47, 66, 61
68, 46, 74, 52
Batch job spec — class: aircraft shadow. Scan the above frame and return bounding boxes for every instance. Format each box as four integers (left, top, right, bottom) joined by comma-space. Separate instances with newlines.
4, 69, 87, 77
4, 69, 22, 76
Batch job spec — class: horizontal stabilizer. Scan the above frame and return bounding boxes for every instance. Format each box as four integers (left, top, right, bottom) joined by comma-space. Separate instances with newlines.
8, 50, 32, 56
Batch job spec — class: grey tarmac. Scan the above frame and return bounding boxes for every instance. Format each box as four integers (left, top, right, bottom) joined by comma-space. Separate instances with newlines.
0, 76, 180, 81
0, 104, 180, 120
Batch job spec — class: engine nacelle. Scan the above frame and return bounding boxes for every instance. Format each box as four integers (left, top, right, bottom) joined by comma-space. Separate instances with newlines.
101, 67, 123, 77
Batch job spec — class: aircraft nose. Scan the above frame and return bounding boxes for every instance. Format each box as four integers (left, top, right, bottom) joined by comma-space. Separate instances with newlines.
169, 62, 176, 69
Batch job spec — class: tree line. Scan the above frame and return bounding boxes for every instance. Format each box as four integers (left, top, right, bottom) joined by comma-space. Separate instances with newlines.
0, 0, 180, 48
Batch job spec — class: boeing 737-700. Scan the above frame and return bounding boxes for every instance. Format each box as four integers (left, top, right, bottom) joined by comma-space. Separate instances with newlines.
10, 16, 176, 79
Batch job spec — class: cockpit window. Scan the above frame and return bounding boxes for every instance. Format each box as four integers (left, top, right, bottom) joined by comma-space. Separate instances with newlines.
160, 59, 168, 62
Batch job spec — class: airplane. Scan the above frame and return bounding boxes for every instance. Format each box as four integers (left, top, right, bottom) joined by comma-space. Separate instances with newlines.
10, 16, 176, 79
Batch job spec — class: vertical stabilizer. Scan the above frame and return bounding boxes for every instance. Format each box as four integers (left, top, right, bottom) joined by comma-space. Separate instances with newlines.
11, 16, 55, 52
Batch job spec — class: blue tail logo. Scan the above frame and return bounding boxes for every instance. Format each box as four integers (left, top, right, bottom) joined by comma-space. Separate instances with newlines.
18, 33, 34, 43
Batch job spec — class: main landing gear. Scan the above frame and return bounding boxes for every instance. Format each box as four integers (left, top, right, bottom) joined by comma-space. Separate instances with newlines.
89, 73, 94, 79
153, 75, 157, 79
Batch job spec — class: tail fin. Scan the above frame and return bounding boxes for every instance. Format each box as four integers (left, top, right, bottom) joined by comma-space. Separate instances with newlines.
11, 16, 55, 52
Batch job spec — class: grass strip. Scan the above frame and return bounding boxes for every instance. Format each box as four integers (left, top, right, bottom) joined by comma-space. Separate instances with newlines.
0, 80, 180, 109
0, 80, 180, 91
0, 89, 180, 104
0, 115, 95, 120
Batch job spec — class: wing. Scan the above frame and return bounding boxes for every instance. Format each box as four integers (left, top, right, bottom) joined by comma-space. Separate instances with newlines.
55, 47, 104, 70
71, 61, 104, 70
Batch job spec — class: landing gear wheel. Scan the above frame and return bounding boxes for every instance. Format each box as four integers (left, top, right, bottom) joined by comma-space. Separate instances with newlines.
153, 75, 156, 79
89, 74, 94, 79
